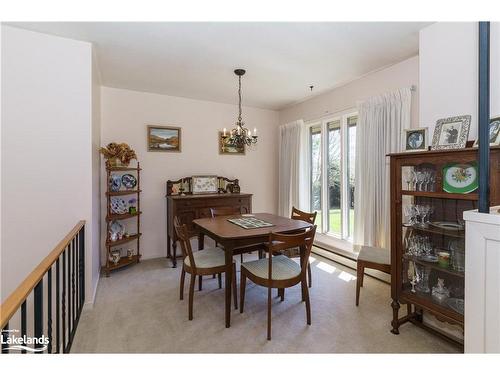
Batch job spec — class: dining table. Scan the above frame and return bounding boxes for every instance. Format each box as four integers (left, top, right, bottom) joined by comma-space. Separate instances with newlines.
192, 212, 313, 328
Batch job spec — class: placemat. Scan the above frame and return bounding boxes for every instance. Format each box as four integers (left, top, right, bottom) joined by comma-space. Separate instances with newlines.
227, 217, 274, 229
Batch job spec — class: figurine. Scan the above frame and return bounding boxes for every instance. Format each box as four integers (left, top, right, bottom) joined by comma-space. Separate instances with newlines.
431, 278, 450, 303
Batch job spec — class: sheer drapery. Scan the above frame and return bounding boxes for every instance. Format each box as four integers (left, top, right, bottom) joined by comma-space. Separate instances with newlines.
353, 88, 412, 248
278, 120, 308, 216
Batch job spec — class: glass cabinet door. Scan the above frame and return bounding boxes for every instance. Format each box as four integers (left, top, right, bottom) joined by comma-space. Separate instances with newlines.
398, 163, 474, 320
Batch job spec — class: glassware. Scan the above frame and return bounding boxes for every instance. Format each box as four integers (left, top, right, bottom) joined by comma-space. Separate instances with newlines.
449, 239, 465, 272
415, 264, 430, 293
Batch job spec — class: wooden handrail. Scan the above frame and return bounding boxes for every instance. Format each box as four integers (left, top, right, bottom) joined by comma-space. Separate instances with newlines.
0, 220, 85, 328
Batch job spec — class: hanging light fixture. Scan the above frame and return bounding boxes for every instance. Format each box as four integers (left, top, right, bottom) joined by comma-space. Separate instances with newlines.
222, 69, 257, 147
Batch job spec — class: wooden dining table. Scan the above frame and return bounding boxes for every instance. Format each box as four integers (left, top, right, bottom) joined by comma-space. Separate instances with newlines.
192, 212, 313, 328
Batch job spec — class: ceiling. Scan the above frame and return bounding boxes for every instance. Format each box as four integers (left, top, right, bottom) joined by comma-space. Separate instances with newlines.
10, 22, 431, 110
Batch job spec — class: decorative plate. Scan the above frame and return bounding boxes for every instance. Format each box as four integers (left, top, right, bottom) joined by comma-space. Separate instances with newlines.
109, 174, 122, 192
110, 197, 128, 214
109, 220, 125, 236
446, 298, 464, 315
442, 163, 478, 194
428, 221, 464, 231
121, 174, 137, 189
419, 255, 438, 263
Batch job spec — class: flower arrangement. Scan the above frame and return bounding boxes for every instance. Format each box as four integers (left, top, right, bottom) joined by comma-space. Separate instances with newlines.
99, 142, 137, 166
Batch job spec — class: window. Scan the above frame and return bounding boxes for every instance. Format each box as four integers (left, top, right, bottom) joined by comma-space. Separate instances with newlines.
308, 113, 357, 241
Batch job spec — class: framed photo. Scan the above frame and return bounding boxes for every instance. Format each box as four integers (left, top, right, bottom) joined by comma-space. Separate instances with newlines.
404, 128, 427, 152
147, 125, 181, 152
192, 175, 218, 194
218, 131, 245, 155
473, 116, 500, 147
431, 115, 471, 150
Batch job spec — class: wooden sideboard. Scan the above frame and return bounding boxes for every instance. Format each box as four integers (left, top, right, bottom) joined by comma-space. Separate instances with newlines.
166, 193, 252, 267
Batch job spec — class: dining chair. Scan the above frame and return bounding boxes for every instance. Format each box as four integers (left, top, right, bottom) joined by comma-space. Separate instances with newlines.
210, 207, 264, 262
263, 207, 317, 288
174, 216, 237, 321
355, 245, 391, 306
239, 226, 317, 340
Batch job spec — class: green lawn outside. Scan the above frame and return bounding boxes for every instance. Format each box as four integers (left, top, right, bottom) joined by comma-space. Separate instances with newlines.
314, 208, 354, 236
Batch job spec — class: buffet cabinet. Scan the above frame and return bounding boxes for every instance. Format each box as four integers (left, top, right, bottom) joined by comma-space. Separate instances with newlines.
389, 146, 500, 347
166, 176, 252, 267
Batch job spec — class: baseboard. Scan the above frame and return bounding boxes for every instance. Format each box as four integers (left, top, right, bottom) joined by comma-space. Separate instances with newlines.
84, 270, 100, 310
312, 244, 390, 284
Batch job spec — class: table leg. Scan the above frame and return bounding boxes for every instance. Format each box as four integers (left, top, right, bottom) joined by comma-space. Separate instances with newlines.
172, 240, 177, 268
198, 232, 204, 250
167, 234, 171, 259
224, 243, 233, 328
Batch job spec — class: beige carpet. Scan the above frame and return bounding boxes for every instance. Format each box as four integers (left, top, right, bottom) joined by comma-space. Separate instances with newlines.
71, 248, 460, 353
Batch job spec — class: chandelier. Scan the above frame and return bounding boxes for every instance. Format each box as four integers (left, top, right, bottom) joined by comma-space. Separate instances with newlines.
222, 69, 257, 147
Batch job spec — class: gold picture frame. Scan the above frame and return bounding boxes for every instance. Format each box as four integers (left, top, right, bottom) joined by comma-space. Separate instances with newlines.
147, 125, 181, 152
218, 131, 245, 155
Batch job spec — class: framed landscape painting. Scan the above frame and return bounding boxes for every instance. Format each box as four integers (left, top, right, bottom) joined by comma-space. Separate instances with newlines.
147, 125, 181, 152
218, 131, 245, 155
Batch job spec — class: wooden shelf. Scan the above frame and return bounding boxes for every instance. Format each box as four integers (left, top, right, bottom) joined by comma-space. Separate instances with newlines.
104, 254, 141, 272
106, 233, 142, 247
106, 211, 142, 221
403, 224, 465, 238
403, 254, 464, 278
107, 166, 142, 171
401, 289, 464, 325
106, 189, 142, 196
401, 190, 478, 201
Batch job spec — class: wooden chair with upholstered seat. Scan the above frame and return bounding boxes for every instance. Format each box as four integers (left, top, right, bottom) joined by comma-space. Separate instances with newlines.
174, 216, 237, 321
239, 226, 317, 340
210, 207, 264, 262
355, 245, 391, 306
263, 207, 316, 289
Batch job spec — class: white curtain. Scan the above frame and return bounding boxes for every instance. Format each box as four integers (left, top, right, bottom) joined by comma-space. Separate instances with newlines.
353, 88, 412, 249
278, 119, 308, 217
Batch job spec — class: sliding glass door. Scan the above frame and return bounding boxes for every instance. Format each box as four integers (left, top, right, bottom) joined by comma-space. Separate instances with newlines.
309, 113, 357, 241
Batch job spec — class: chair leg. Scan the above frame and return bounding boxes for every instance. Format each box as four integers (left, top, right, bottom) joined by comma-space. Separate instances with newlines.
360, 264, 365, 287
218, 273, 222, 289
240, 253, 244, 263
198, 275, 203, 291
302, 278, 311, 325
188, 273, 196, 320
232, 263, 238, 310
278, 288, 284, 301
213, 274, 216, 279
356, 262, 364, 306
307, 263, 312, 288
267, 286, 272, 340
180, 268, 186, 300
258, 249, 263, 259
240, 271, 246, 313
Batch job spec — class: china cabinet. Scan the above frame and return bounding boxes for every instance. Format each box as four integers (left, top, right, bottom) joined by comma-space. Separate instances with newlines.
103, 161, 142, 276
389, 146, 500, 347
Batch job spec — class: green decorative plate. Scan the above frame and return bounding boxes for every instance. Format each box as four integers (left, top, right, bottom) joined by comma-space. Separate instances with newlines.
442, 162, 478, 194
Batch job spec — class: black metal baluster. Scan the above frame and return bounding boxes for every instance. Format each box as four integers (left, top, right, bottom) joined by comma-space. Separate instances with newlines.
68, 242, 72, 338
34, 280, 43, 353
80, 227, 85, 306
47, 268, 52, 353
56, 258, 60, 353
72, 238, 76, 329
21, 302, 27, 354
62, 249, 66, 352
76, 234, 80, 313
1, 323, 9, 354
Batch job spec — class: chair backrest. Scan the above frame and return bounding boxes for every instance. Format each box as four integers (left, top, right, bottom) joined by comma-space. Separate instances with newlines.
267, 226, 317, 280
291, 207, 317, 225
210, 206, 245, 217
173, 216, 197, 270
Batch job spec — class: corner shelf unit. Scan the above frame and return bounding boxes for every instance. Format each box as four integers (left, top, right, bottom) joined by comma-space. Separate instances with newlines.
103, 162, 142, 276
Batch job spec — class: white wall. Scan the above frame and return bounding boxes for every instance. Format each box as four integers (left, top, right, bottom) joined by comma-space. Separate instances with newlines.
91, 49, 101, 304
279, 56, 420, 127
100, 87, 279, 261
420, 22, 500, 140
1, 26, 98, 304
